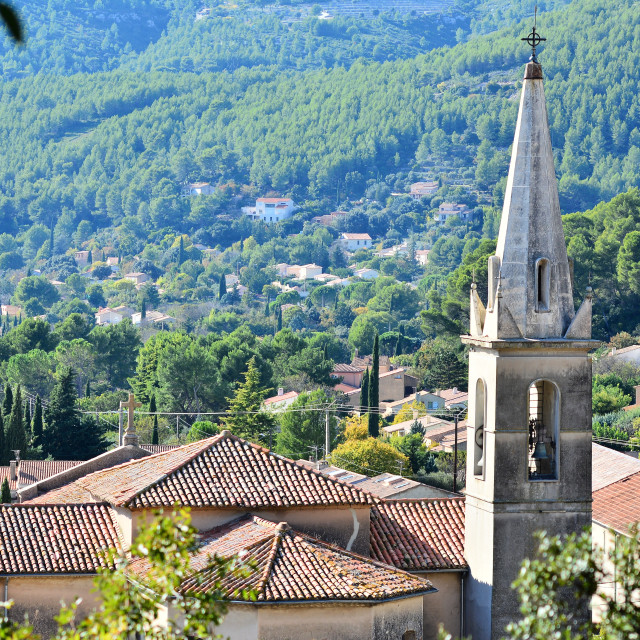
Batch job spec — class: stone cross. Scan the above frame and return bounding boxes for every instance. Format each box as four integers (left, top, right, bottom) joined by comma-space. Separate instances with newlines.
120, 393, 141, 446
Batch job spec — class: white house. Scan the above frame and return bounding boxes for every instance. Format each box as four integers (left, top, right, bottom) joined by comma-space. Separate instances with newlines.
263, 389, 299, 412
246, 198, 295, 224
1, 305, 21, 317
298, 264, 323, 279
124, 272, 150, 286
131, 310, 175, 327
434, 202, 473, 223
95, 307, 123, 326
339, 233, 372, 252
607, 344, 640, 365
352, 267, 378, 280
415, 249, 430, 265
183, 182, 216, 196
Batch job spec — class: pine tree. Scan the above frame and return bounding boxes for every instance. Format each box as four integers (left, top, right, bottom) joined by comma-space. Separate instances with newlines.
178, 236, 186, 265
42, 367, 106, 460
32, 396, 43, 447
85, 380, 91, 398
360, 368, 370, 412
218, 273, 227, 300
0, 412, 6, 466
6, 386, 26, 457
0, 478, 10, 503
368, 333, 380, 438
2, 385, 12, 418
223, 357, 275, 445
150, 394, 159, 445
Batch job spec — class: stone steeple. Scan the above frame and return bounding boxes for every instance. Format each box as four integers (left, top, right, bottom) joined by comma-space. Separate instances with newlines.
471, 59, 592, 340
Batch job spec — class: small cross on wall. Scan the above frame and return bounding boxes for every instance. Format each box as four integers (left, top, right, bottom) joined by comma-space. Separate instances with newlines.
120, 393, 142, 442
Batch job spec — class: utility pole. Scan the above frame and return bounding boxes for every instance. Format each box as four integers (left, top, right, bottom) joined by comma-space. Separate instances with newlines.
453, 412, 459, 494
325, 411, 331, 459
118, 407, 123, 447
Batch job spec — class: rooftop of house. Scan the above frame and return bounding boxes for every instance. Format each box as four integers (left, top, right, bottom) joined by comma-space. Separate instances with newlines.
437, 387, 469, 406
592, 471, 640, 535
370, 499, 466, 571
341, 233, 372, 240
334, 382, 360, 395
18, 460, 82, 487
263, 390, 299, 405
332, 363, 365, 374
0, 504, 121, 575
592, 443, 640, 491
187, 182, 211, 188
27, 432, 374, 510
383, 414, 452, 436
350, 474, 427, 499
352, 354, 391, 369
128, 514, 434, 603
125, 272, 146, 278
140, 445, 180, 455
257, 197, 293, 204
607, 344, 640, 356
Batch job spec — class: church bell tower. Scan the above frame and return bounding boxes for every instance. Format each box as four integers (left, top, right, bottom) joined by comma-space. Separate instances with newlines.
462, 25, 596, 639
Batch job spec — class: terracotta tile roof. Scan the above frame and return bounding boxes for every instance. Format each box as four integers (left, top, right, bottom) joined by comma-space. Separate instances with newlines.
139, 445, 181, 454
592, 443, 640, 491
334, 383, 360, 395
592, 471, 640, 534
608, 344, 640, 356
0, 467, 16, 492
129, 515, 434, 602
263, 391, 298, 405
32, 433, 373, 509
332, 363, 364, 374
370, 499, 466, 571
18, 460, 82, 487
437, 388, 469, 404
0, 504, 121, 574
341, 233, 372, 240
24, 483, 99, 505
351, 474, 426, 499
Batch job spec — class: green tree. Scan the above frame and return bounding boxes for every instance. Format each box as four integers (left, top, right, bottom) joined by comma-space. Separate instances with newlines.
360, 368, 370, 412
150, 394, 159, 445
368, 333, 380, 438
12, 276, 59, 308
6, 349, 55, 399
88, 319, 141, 389
330, 437, 409, 477
223, 356, 275, 446
418, 340, 467, 391
2, 384, 12, 417
6, 385, 26, 457
42, 367, 107, 460
32, 395, 43, 448
0, 478, 10, 503
277, 390, 336, 458
218, 273, 227, 300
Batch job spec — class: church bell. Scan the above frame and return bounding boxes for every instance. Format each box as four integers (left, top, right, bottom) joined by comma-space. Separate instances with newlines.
531, 441, 549, 460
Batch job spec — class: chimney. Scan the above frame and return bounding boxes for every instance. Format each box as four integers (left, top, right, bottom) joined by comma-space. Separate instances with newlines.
9, 460, 16, 482
635, 385, 640, 406
452, 387, 458, 394
354, 348, 359, 359
278, 388, 284, 396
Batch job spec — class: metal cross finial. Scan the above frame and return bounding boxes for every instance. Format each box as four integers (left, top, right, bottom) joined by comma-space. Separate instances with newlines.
521, 5, 546, 63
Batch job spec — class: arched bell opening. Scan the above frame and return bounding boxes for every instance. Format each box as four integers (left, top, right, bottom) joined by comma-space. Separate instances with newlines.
473, 378, 486, 477
527, 379, 559, 480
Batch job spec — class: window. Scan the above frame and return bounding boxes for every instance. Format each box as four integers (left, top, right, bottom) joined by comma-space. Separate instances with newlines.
527, 380, 559, 480
473, 379, 486, 477
428, 401, 434, 409
536, 258, 550, 312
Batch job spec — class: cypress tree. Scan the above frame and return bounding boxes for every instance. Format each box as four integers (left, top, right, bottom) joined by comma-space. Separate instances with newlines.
0, 412, 6, 466
150, 394, 159, 445
87, 249, 93, 265
6, 386, 26, 457
0, 478, 10, 503
42, 367, 106, 460
32, 396, 43, 447
276, 305, 282, 332
219, 273, 227, 300
360, 368, 370, 413
49, 220, 55, 257
395, 323, 405, 357
101, 250, 106, 262
141, 298, 147, 320
2, 385, 12, 418
23, 401, 31, 443
368, 333, 380, 438
85, 380, 91, 398
178, 236, 186, 265
264, 297, 270, 316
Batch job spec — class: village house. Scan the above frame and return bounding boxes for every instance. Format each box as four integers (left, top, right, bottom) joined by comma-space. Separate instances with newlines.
244, 198, 295, 223
0, 304, 21, 317
380, 390, 446, 418
94, 307, 123, 325
106, 256, 119, 267
437, 387, 469, 409
606, 343, 640, 365
263, 388, 299, 412
131, 310, 175, 327
415, 249, 430, 265
124, 272, 150, 286
339, 232, 372, 252
74, 250, 91, 266
434, 202, 473, 224
352, 266, 379, 280
112, 304, 135, 318
182, 182, 216, 196
409, 181, 439, 200
311, 210, 348, 226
